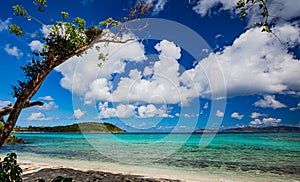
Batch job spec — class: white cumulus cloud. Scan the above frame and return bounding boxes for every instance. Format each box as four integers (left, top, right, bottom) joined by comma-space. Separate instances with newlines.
290, 102, 300, 111
27, 112, 52, 121
250, 117, 282, 125
38, 96, 54, 101
74, 109, 86, 119
192, 0, 300, 27
216, 110, 224, 117
193, 0, 237, 16
56, 26, 300, 115
254, 95, 287, 109
29, 40, 44, 51
39, 102, 58, 111
231, 112, 244, 120
250, 112, 267, 119
4, 44, 23, 59
98, 102, 136, 119
137, 104, 168, 118
189, 24, 300, 98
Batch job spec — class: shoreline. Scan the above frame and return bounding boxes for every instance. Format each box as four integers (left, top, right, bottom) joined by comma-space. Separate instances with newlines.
17, 156, 291, 182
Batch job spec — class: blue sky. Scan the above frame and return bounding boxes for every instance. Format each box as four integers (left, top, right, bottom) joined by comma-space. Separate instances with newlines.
0, 0, 300, 132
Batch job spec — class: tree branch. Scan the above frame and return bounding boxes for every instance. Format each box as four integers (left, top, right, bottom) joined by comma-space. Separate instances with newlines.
0, 101, 44, 118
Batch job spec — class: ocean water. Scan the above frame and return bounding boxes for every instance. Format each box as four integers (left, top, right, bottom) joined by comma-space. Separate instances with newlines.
1, 133, 299, 181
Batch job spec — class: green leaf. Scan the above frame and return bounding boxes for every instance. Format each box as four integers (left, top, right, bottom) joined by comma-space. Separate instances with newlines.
61, 12, 69, 20
13, 5, 27, 17
9, 24, 23, 36
34, 0, 47, 7
74, 17, 86, 29
240, 13, 247, 19
34, 0, 47, 12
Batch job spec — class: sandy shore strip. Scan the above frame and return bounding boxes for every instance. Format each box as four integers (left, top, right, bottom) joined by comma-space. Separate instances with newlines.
18, 157, 290, 182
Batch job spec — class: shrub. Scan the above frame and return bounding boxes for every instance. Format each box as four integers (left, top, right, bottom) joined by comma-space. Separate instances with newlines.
0, 153, 22, 182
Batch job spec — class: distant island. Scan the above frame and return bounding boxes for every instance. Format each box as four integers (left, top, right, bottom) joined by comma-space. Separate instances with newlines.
16, 122, 126, 133
14, 124, 300, 134
194, 125, 300, 133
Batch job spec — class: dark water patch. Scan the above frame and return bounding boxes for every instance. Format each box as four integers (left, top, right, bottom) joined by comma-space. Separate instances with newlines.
157, 158, 300, 177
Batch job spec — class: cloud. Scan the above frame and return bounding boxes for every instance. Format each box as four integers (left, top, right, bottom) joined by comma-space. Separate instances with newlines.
38, 96, 54, 101
39, 102, 58, 111
246, 1, 300, 27
57, 39, 197, 106
231, 112, 244, 120
155, 39, 181, 60
110, 40, 187, 105
250, 117, 282, 125
0, 18, 11, 32
192, 0, 300, 26
188, 24, 300, 98
215, 110, 224, 117
254, 95, 287, 109
0, 100, 12, 108
97, 102, 170, 119
153, 0, 168, 15
57, 25, 300, 112
250, 118, 261, 125
193, 0, 237, 16
4, 44, 24, 59
29, 40, 43, 51
250, 112, 267, 119
41, 25, 51, 37
143, 0, 168, 15
203, 102, 209, 109
137, 104, 168, 118
98, 102, 136, 119
74, 109, 86, 119
27, 112, 52, 121
290, 102, 300, 111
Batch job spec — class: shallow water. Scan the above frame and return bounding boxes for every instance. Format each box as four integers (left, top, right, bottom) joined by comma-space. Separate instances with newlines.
1, 133, 300, 181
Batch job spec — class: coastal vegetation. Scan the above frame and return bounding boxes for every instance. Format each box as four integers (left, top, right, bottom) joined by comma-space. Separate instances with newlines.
19, 122, 125, 133
0, 124, 24, 145
0, 153, 22, 182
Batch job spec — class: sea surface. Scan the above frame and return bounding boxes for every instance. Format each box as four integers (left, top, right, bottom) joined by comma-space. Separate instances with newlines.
1, 133, 299, 181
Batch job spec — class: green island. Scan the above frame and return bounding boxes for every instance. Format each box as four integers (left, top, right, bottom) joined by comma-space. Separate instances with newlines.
16, 122, 126, 133
1, 122, 125, 145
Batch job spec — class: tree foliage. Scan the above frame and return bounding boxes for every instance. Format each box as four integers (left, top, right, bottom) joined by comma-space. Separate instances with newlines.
0, 153, 22, 182
236, 0, 271, 32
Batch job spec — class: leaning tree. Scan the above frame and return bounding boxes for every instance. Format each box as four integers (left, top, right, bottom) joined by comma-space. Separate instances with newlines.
0, 0, 151, 147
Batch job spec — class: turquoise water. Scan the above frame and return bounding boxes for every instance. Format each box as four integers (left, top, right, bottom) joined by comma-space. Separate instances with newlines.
1, 133, 300, 180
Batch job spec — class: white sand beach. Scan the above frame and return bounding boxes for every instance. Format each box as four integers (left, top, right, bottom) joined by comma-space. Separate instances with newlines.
18, 156, 288, 182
